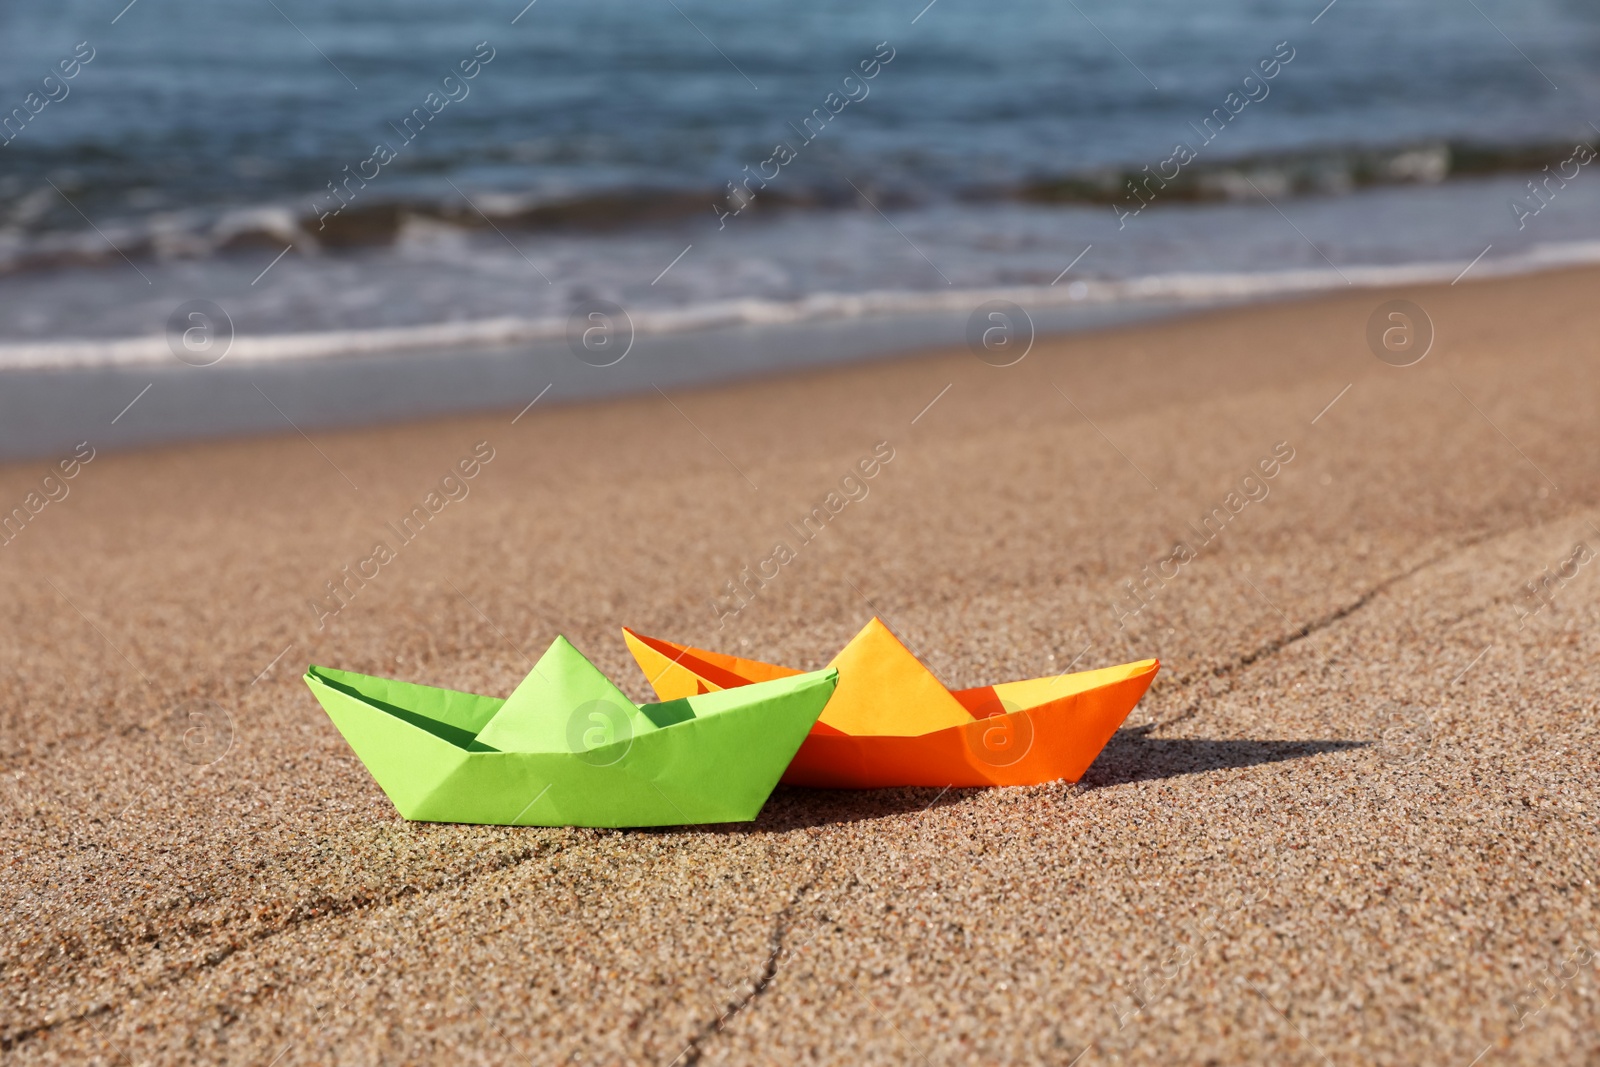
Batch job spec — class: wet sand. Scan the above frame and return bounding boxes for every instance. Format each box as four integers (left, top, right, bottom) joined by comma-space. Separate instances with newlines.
3, 267, 1598, 1064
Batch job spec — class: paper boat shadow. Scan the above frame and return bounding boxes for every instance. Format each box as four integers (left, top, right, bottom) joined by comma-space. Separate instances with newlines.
625, 737, 1368, 834
1080, 732, 1368, 788
641, 784, 974, 834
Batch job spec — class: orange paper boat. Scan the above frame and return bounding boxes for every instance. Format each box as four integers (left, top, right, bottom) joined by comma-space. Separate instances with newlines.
622, 619, 1158, 789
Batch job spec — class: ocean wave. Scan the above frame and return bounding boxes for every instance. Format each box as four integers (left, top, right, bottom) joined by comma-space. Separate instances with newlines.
0, 136, 1590, 276
6, 240, 1600, 371
1012, 138, 1572, 204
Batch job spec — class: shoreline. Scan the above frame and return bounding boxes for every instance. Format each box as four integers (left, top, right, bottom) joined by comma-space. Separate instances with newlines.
0, 292, 1184, 462
8, 240, 1600, 372
1, 256, 1597, 464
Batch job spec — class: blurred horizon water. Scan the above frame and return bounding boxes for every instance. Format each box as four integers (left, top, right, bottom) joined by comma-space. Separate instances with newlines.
2, 0, 1599, 379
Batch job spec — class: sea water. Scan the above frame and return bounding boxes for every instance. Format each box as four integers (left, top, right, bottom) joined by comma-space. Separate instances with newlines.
1, 0, 1598, 452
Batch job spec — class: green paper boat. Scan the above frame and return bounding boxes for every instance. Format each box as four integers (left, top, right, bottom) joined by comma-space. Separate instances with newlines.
304, 636, 837, 827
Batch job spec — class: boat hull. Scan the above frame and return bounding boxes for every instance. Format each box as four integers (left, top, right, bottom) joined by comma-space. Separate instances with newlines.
623, 628, 1158, 789
305, 665, 836, 827
781, 660, 1158, 788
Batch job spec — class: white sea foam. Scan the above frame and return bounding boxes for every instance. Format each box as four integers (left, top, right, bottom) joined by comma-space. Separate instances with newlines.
4, 241, 1599, 371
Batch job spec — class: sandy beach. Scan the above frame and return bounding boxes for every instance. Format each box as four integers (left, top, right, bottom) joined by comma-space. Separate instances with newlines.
3, 268, 1598, 1064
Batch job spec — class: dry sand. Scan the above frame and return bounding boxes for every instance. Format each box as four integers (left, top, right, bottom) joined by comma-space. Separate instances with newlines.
3, 268, 1598, 1065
